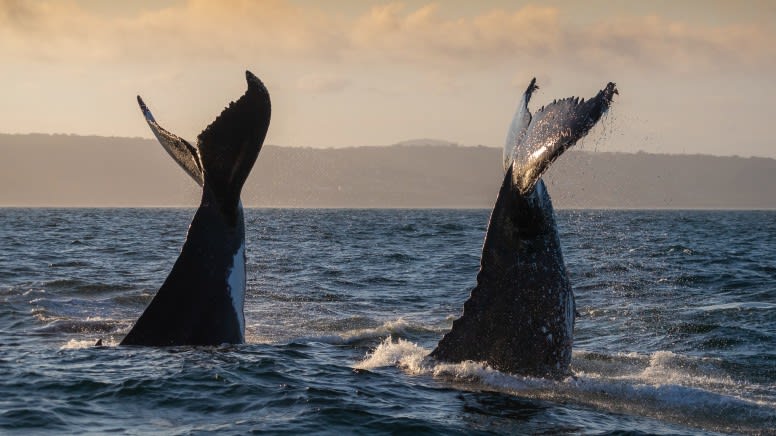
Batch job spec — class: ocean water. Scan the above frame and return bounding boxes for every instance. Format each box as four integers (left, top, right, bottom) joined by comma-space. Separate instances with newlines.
0, 208, 774, 435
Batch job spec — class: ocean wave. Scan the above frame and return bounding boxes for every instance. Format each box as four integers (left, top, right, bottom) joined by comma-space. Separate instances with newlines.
354, 337, 428, 372
42, 279, 135, 295
256, 289, 349, 303
59, 338, 118, 350
2, 209, 775, 434
36, 318, 125, 335
354, 338, 776, 434
47, 260, 92, 268
289, 318, 440, 346
435, 222, 466, 232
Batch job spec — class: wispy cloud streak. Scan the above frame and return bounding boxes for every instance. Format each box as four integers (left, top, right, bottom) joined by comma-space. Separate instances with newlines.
1, 0, 773, 74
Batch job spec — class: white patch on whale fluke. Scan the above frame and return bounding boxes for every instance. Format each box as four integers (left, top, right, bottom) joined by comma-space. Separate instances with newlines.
227, 242, 246, 340
529, 145, 548, 161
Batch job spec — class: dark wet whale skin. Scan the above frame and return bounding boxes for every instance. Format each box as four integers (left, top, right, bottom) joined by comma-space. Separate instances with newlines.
120, 195, 248, 346
121, 71, 271, 346
432, 80, 617, 378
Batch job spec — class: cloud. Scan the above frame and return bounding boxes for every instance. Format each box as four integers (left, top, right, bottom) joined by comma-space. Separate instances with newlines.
296, 73, 351, 93
124, 0, 347, 61
348, 3, 562, 66
0, 0, 112, 61
1, 0, 774, 75
0, 0, 346, 63
346, 3, 775, 74
572, 14, 776, 74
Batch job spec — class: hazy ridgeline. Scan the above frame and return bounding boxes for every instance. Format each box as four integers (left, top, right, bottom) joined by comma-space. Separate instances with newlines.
2, 133, 775, 209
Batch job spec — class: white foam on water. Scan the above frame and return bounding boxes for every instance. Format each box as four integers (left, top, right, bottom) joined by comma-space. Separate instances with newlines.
354, 337, 428, 373
571, 350, 770, 403
59, 338, 118, 350
292, 318, 427, 345
354, 337, 554, 391
60, 339, 96, 350
354, 338, 776, 433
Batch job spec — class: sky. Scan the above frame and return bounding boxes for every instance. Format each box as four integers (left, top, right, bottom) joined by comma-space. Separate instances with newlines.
1, 0, 775, 157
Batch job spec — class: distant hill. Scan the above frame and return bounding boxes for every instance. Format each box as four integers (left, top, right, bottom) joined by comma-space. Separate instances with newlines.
1, 133, 775, 209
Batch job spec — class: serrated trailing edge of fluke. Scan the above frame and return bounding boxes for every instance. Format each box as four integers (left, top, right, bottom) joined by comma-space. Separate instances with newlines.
195, 70, 272, 225
509, 79, 618, 194
198, 70, 271, 146
432, 78, 619, 378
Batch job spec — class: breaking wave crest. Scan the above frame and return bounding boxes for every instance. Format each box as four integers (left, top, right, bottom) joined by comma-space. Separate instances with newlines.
289, 318, 439, 346
355, 338, 776, 434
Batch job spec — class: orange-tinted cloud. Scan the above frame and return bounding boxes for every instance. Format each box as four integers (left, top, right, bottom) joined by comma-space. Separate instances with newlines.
1, 0, 774, 74
574, 14, 776, 73
297, 73, 352, 93
349, 3, 562, 66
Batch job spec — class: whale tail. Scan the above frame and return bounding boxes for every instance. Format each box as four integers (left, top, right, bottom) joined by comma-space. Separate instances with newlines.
506, 79, 617, 194
431, 80, 617, 377
137, 71, 271, 223
137, 95, 205, 187
197, 71, 271, 224
121, 71, 271, 346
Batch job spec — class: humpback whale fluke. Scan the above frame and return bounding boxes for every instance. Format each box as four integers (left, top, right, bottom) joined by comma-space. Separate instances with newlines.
431, 79, 617, 378
121, 70, 271, 346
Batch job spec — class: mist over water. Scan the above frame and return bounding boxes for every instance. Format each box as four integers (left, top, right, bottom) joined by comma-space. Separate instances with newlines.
1, 208, 774, 434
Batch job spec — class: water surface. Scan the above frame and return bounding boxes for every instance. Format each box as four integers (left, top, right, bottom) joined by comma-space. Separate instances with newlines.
1, 209, 774, 434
